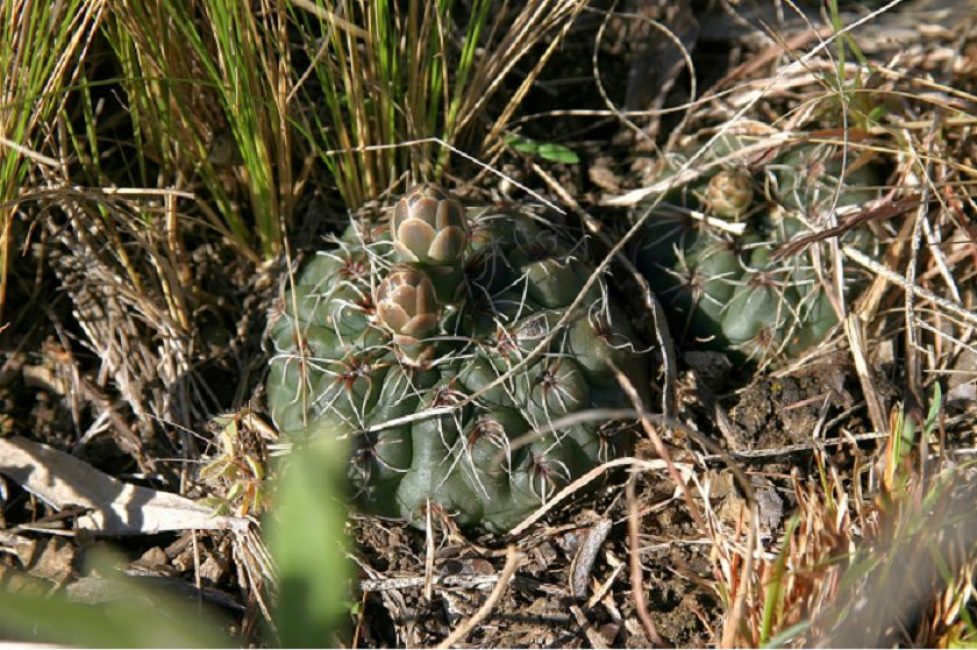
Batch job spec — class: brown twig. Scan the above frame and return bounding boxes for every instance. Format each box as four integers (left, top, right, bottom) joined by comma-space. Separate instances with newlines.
570, 603, 612, 649
611, 361, 704, 530
626, 477, 667, 647
509, 457, 691, 538
770, 196, 922, 262
843, 245, 977, 329
845, 314, 890, 435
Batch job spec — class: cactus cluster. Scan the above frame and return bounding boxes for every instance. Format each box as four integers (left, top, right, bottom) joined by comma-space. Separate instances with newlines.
267, 184, 648, 532
634, 142, 883, 364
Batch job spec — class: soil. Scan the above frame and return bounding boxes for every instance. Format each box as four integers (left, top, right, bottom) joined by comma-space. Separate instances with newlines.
729, 360, 858, 450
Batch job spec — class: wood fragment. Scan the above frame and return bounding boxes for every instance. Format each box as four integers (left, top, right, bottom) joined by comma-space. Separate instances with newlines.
435, 546, 522, 649
845, 315, 890, 436
0, 436, 249, 535
570, 603, 611, 649
570, 518, 614, 597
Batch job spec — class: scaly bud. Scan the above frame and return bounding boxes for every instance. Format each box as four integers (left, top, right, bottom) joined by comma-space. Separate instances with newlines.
392, 183, 468, 266
706, 170, 754, 219
376, 266, 438, 346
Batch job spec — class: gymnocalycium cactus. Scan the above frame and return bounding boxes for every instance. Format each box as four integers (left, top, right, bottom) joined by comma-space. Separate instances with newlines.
267, 184, 647, 532
635, 142, 883, 364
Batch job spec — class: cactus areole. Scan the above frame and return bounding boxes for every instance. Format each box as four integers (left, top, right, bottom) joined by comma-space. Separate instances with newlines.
267, 184, 648, 532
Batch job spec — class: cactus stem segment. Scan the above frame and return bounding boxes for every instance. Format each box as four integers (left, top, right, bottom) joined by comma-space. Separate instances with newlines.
268, 183, 647, 531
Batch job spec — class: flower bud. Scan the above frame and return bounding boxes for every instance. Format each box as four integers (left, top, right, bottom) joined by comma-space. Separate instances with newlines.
392, 183, 468, 265
707, 170, 754, 219
376, 266, 438, 345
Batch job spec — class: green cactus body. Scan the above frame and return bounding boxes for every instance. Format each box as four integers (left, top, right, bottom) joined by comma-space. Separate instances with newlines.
268, 185, 647, 532
635, 143, 883, 364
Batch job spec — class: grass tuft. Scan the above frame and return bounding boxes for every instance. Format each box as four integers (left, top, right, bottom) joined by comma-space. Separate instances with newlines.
0, 0, 103, 317
291, 0, 586, 207
101, 0, 297, 260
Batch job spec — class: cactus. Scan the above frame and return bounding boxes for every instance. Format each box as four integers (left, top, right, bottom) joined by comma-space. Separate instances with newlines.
267, 184, 648, 532
635, 142, 883, 365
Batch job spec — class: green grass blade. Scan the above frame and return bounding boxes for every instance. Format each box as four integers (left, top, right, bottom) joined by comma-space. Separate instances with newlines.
0, 555, 229, 647
760, 516, 800, 644
268, 433, 351, 647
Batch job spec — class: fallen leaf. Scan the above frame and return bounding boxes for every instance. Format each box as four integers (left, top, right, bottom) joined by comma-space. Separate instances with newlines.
0, 436, 249, 536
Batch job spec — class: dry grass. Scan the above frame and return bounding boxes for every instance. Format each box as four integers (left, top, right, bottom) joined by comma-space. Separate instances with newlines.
99, 0, 299, 260
644, 2, 977, 645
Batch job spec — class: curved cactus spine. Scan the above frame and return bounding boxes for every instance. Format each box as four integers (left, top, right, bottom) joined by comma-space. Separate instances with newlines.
267, 184, 647, 532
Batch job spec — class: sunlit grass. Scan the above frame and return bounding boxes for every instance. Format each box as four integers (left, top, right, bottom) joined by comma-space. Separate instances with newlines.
0, 0, 103, 317
291, 0, 586, 208
66, 0, 585, 261
101, 0, 296, 261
